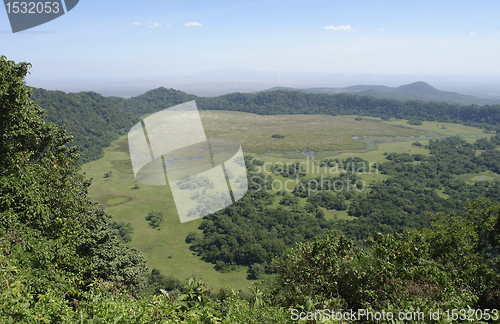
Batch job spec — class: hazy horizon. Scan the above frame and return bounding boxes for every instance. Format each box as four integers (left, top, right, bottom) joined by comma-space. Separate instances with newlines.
2, 0, 500, 98
24, 69, 500, 99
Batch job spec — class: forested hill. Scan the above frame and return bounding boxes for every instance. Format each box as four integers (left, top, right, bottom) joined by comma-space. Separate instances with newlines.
32, 86, 500, 162
31, 88, 134, 163
260, 81, 500, 106
31, 87, 198, 162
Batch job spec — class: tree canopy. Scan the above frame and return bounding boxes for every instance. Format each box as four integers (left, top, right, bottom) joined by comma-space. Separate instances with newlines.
0, 55, 147, 306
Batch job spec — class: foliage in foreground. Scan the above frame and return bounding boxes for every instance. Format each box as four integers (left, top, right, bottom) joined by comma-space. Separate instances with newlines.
0, 55, 148, 311
270, 198, 500, 319
0, 54, 290, 324
0, 263, 292, 324
3, 199, 499, 323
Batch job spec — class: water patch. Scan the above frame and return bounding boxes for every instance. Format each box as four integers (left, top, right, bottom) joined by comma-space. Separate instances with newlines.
162, 157, 204, 165
296, 149, 315, 157
478, 177, 487, 180
352, 136, 360, 140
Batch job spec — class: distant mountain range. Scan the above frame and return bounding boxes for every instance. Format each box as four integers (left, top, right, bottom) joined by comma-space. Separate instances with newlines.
259, 82, 500, 106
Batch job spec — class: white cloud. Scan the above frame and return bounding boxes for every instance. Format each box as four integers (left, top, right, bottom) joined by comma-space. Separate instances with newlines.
149, 22, 161, 28
166, 24, 172, 27
185, 22, 202, 27
470, 32, 475, 35
378, 28, 384, 31
30, 54, 37, 58
133, 22, 141, 26
325, 24, 355, 31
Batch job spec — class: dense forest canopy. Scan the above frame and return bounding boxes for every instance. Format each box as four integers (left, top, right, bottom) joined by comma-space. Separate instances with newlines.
0, 55, 151, 321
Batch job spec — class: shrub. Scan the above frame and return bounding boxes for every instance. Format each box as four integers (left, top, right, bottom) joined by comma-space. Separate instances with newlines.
110, 221, 134, 243
185, 231, 201, 244
247, 263, 265, 280
145, 211, 164, 229
408, 119, 423, 125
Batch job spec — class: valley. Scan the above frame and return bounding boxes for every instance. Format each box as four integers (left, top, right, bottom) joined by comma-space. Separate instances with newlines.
82, 112, 495, 292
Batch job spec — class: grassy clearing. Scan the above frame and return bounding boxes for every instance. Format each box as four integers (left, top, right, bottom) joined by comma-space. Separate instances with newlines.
82, 111, 492, 291
248, 115, 490, 176
106, 196, 133, 206
83, 136, 251, 292
332, 140, 432, 164
454, 170, 500, 185
383, 118, 494, 141
199, 111, 423, 156
324, 209, 355, 221
269, 195, 353, 223
435, 189, 450, 200
346, 116, 493, 142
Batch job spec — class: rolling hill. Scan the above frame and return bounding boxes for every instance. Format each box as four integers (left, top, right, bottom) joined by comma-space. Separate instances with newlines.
260, 81, 500, 106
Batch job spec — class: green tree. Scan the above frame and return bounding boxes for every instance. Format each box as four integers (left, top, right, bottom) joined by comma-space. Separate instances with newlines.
146, 211, 164, 229
407, 119, 423, 125
247, 263, 265, 280
269, 198, 500, 314
110, 221, 134, 243
0, 56, 147, 301
315, 209, 325, 219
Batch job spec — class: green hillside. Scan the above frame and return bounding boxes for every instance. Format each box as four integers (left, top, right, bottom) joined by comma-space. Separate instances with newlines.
31, 88, 135, 162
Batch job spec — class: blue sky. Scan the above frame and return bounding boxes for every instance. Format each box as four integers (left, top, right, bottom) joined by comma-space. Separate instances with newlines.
1, 0, 500, 87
